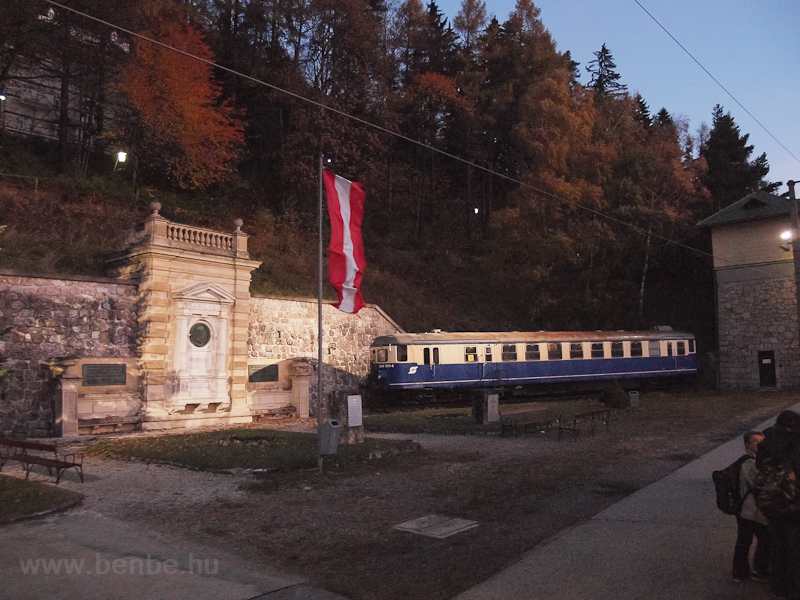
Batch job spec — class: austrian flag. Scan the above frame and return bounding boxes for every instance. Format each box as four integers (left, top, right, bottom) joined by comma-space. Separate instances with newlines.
323, 171, 366, 314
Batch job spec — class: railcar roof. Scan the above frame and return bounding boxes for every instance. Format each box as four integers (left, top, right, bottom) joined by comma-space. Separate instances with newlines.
371, 330, 694, 346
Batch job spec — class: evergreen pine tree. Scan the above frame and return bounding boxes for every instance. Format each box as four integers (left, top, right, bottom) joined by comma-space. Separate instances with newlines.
586, 43, 627, 98
700, 104, 774, 211
634, 94, 652, 126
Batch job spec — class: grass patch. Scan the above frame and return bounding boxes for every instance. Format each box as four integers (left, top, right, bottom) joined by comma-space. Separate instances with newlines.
363, 398, 607, 435
86, 428, 413, 472
0, 474, 82, 525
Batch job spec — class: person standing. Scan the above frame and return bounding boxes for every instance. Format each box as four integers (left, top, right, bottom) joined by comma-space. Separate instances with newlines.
755, 410, 800, 600
732, 430, 769, 583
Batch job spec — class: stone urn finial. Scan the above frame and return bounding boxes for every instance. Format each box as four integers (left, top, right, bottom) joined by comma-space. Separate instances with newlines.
234, 218, 243, 232
150, 201, 162, 216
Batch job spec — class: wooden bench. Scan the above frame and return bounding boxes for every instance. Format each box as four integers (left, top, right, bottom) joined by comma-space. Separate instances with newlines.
557, 408, 611, 441
0, 437, 84, 484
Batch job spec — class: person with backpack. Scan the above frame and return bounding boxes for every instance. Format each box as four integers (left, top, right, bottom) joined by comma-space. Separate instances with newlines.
731, 430, 770, 583
754, 410, 800, 600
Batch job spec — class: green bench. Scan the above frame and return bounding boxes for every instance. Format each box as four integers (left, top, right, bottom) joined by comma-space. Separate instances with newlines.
0, 437, 84, 484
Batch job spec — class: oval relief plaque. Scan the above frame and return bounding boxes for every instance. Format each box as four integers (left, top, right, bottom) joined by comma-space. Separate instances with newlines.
189, 322, 211, 347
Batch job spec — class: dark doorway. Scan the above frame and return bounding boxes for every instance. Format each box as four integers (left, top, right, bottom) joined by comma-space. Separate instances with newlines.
758, 351, 777, 388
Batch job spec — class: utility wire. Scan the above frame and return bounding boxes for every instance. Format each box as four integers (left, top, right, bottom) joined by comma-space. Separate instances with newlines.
42, 0, 785, 275
633, 0, 800, 165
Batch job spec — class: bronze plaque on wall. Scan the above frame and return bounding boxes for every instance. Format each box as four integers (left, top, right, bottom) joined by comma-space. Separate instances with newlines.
82, 364, 127, 386
248, 364, 279, 383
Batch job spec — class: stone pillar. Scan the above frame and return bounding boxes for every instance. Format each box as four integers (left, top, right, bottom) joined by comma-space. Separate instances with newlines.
290, 360, 312, 418
49, 361, 79, 437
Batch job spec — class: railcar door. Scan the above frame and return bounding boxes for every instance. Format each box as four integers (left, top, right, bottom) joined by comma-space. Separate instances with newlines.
464, 346, 482, 386
422, 347, 440, 381
666, 340, 679, 371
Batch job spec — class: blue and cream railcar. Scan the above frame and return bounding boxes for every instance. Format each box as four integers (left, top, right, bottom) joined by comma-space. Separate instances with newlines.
369, 330, 696, 392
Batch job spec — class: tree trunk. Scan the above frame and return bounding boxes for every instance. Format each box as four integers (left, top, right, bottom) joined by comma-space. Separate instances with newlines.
638, 225, 652, 317
57, 54, 71, 172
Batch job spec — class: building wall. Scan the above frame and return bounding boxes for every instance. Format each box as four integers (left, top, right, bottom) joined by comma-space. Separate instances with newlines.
0, 271, 138, 436
715, 261, 800, 389
248, 296, 402, 414
711, 218, 794, 268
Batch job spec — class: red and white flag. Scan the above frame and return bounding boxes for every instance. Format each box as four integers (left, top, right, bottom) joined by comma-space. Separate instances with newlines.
323, 171, 366, 314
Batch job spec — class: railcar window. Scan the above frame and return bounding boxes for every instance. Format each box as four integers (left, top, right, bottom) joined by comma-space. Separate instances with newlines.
591, 342, 604, 358
525, 344, 541, 360
502, 344, 517, 361
547, 343, 562, 360
667, 343, 674, 357
433, 347, 440, 364
397, 345, 408, 362
649, 341, 661, 357
611, 341, 624, 358
677, 341, 686, 356
377, 349, 388, 363
485, 346, 493, 362
570, 343, 584, 359
424, 348, 430, 365
688, 339, 695, 353
630, 341, 643, 357
465, 346, 478, 362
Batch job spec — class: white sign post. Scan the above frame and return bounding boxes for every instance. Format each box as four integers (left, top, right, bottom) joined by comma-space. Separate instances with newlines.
347, 395, 363, 427
486, 393, 499, 423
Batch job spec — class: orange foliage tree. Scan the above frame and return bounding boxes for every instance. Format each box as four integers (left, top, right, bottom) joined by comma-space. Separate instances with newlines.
115, 4, 243, 190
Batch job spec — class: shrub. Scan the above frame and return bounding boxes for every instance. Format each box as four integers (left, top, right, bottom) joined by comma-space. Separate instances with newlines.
600, 381, 630, 409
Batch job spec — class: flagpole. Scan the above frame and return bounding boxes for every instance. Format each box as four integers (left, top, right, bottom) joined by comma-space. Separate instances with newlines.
317, 153, 324, 474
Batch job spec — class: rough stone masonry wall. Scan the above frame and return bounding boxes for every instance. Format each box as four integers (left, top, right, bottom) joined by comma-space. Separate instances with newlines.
717, 274, 800, 389
0, 271, 138, 436
248, 296, 401, 414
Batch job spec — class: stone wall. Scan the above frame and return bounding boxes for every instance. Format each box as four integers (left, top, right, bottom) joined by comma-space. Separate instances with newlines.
717, 272, 800, 389
248, 296, 402, 415
0, 271, 139, 436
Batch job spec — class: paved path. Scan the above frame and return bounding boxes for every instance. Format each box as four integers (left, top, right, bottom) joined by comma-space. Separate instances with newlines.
1, 508, 345, 600
454, 405, 800, 600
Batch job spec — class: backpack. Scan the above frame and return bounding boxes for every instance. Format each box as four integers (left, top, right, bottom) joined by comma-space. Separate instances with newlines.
753, 455, 800, 520
712, 455, 752, 515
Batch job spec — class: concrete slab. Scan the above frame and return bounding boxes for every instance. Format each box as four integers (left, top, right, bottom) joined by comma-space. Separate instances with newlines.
394, 514, 479, 538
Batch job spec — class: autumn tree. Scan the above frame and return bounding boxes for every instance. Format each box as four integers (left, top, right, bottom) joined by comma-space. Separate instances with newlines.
115, 0, 243, 190
453, 0, 487, 56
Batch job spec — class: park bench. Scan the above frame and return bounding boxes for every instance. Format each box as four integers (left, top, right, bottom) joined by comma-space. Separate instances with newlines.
557, 408, 611, 441
0, 437, 84, 484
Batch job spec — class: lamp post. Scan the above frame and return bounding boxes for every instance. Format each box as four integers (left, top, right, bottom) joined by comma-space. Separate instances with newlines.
787, 180, 800, 340
0, 85, 6, 136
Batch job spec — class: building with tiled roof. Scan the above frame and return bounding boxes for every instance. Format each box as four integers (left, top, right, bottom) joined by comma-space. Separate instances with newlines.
698, 190, 800, 389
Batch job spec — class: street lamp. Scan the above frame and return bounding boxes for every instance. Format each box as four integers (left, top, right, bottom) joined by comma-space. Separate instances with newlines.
114, 151, 127, 170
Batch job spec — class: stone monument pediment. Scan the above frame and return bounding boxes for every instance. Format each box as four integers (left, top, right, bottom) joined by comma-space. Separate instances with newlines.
173, 282, 236, 304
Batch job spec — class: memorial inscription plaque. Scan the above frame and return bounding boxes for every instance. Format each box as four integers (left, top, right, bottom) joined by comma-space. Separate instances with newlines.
82, 364, 127, 386
248, 364, 279, 383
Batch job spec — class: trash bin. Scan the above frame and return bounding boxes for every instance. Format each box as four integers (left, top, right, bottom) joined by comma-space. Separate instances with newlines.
628, 390, 640, 408
320, 420, 341, 455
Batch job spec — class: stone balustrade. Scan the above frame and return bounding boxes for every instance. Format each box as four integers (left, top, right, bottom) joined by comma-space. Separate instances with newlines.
123, 203, 249, 259
165, 224, 234, 251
